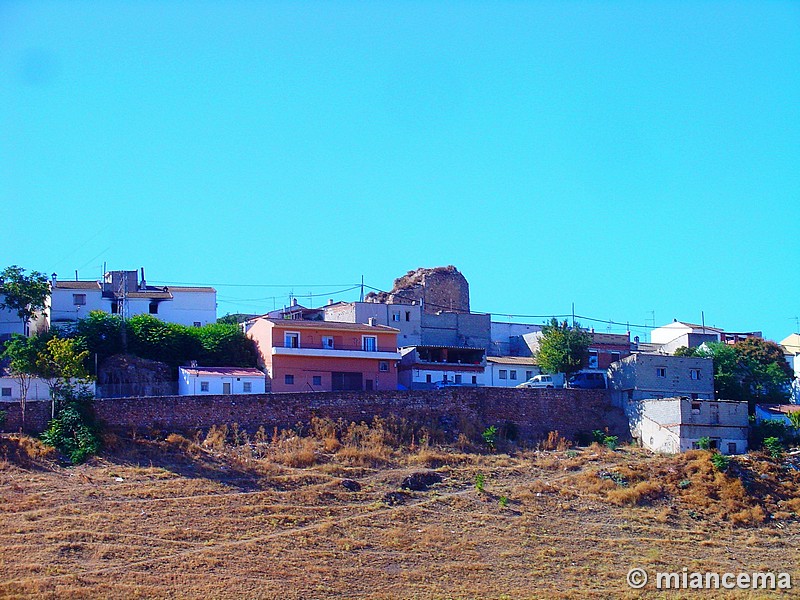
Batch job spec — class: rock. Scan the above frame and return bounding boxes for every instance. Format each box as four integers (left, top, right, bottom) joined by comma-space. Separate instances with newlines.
382, 491, 409, 506
400, 471, 442, 491
365, 266, 470, 314
341, 479, 361, 492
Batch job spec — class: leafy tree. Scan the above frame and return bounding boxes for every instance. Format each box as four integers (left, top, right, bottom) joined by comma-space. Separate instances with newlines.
694, 339, 793, 410
1, 334, 46, 430
735, 338, 793, 405
35, 337, 91, 417
194, 322, 258, 367
0, 265, 50, 327
70, 311, 126, 373
673, 346, 699, 358
535, 318, 592, 378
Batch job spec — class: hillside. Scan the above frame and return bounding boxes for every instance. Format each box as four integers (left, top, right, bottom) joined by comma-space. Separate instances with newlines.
1, 424, 798, 599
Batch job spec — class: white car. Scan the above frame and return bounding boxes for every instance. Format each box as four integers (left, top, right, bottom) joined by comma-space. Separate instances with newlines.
516, 374, 562, 389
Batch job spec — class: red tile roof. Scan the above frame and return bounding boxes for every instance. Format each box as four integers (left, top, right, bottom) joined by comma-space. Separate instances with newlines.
55, 281, 101, 290
180, 367, 264, 377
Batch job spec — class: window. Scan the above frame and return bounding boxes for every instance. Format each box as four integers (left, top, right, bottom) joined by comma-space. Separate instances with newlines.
111, 302, 119, 314
471, 375, 477, 384
499, 369, 507, 380
362, 336, 377, 352
690, 369, 701, 380
149, 302, 158, 314
322, 336, 334, 349
193, 321, 201, 327
73, 294, 86, 306
442, 373, 448, 382
200, 381, 209, 392
243, 382, 252, 393
285, 374, 295, 385
392, 312, 400, 322
285, 332, 300, 348
656, 367, 666, 378
1, 387, 11, 397
312, 375, 322, 386
426, 374, 432, 383
455, 374, 462, 384
509, 370, 517, 380
379, 361, 389, 372
692, 402, 701, 414
727, 442, 737, 454
525, 370, 534, 380
611, 352, 621, 363
588, 350, 599, 369
405, 311, 411, 322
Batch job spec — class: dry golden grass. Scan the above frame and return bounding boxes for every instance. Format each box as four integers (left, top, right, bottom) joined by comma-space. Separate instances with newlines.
1, 428, 799, 599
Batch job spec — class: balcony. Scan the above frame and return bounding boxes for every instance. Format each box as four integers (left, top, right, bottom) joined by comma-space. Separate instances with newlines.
272, 346, 400, 360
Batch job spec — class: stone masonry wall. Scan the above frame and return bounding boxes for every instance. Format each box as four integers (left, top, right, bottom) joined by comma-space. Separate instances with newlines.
2, 388, 629, 444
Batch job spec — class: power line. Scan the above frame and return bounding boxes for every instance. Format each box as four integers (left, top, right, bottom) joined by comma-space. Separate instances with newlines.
362, 283, 657, 330
150, 280, 358, 288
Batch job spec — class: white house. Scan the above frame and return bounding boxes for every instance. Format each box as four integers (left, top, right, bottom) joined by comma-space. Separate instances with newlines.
650, 320, 762, 355
178, 366, 266, 396
49, 269, 216, 329
630, 397, 748, 455
0, 376, 52, 402
0, 373, 96, 402
484, 357, 539, 387
780, 333, 800, 403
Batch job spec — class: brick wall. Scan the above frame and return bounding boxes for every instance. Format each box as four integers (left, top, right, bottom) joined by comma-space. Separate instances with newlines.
1, 388, 629, 444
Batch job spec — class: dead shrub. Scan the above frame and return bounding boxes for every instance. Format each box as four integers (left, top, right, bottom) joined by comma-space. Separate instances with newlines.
271, 437, 317, 468
782, 498, 800, 514
336, 445, 391, 467
539, 431, 572, 452
607, 481, 664, 507
0, 434, 56, 466
729, 505, 767, 527
202, 425, 228, 451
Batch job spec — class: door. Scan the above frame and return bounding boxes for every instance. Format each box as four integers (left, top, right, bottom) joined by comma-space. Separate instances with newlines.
223, 382, 232, 395
365, 379, 374, 391
332, 372, 363, 391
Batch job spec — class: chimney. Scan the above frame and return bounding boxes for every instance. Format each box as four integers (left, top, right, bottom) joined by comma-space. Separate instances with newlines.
328, 299, 334, 305
51, 273, 57, 286
140, 267, 146, 289
368, 317, 376, 326
292, 298, 298, 307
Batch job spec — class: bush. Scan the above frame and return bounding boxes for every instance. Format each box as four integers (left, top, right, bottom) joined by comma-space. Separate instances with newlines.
475, 472, 486, 493
710, 452, 731, 472
40, 403, 101, 464
592, 429, 618, 450
763, 437, 783, 460
481, 426, 498, 451
697, 437, 711, 450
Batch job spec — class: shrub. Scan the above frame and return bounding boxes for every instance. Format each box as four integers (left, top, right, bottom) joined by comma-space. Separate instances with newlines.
481, 426, 498, 451
0, 409, 6, 427
697, 437, 711, 450
541, 430, 571, 451
475, 472, 486, 493
40, 403, 101, 464
710, 452, 731, 472
763, 437, 783, 460
592, 429, 618, 450
498, 496, 509, 508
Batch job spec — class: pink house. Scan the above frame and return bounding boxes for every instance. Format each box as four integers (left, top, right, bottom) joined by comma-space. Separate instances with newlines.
244, 318, 400, 392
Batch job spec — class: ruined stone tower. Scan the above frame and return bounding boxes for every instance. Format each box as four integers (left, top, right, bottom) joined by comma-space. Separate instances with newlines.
365, 265, 470, 314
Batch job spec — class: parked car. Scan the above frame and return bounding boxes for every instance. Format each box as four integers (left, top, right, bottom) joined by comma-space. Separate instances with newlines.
566, 371, 607, 390
516, 373, 564, 389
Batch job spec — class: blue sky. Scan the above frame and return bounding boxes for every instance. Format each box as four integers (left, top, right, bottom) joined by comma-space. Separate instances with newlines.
2, 1, 798, 343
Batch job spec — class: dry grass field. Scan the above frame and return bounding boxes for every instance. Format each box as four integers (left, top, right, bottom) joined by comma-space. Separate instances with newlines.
1, 419, 799, 599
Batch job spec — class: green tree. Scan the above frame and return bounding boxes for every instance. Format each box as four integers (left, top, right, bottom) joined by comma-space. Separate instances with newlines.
0, 265, 50, 330
35, 337, 92, 417
1, 334, 46, 430
71, 311, 126, 374
535, 318, 592, 378
696, 342, 742, 401
735, 338, 793, 406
